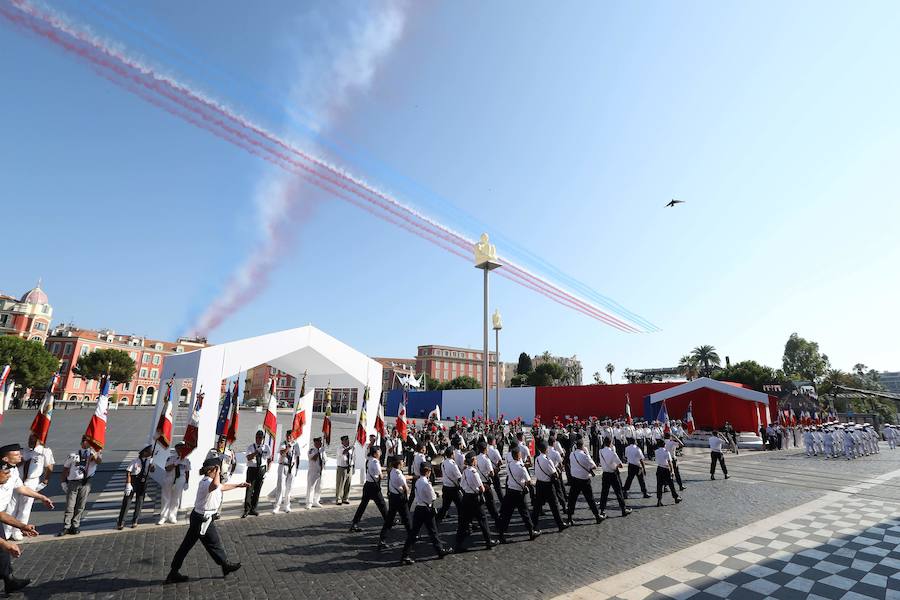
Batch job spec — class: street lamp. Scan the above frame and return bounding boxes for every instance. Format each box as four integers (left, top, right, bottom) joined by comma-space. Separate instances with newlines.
474, 233, 501, 421
492, 308, 502, 421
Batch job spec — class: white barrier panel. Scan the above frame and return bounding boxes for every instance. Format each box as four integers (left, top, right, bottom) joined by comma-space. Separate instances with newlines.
441, 387, 535, 423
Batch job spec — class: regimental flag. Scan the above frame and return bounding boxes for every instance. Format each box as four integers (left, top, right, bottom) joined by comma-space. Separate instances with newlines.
624, 393, 633, 425
30, 371, 59, 444
789, 408, 797, 427
291, 372, 308, 439
0, 364, 11, 424
225, 379, 240, 444
658, 399, 670, 433
427, 404, 441, 422
813, 410, 821, 425
181, 387, 204, 457
216, 387, 233, 439
828, 405, 837, 421
263, 378, 278, 439
355, 386, 369, 445
685, 401, 696, 435
322, 387, 333, 445
374, 394, 386, 439
155, 377, 175, 448
84, 377, 111, 450
396, 387, 409, 442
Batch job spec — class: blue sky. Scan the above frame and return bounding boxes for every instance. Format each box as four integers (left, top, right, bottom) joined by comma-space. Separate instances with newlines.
2, 0, 898, 379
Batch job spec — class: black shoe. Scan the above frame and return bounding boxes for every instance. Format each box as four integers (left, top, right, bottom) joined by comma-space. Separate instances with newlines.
596, 514, 607, 524
116, 524, 124, 531
529, 530, 542, 540
4, 577, 31, 593
248, 510, 259, 517
499, 536, 509, 544
71, 528, 81, 535
401, 557, 415, 565
656, 501, 663, 507
598, 512, 608, 520
710, 475, 715, 480
336, 501, 343, 505
241, 512, 248, 518
222, 562, 242, 577
564, 518, 575, 527
558, 523, 568, 532
376, 541, 387, 551
165, 571, 189, 584
131, 523, 138, 529
56, 529, 68, 537
679, 486, 685, 491
675, 497, 682, 504
486, 539, 499, 549
724, 474, 729, 479
642, 493, 651, 498
349, 524, 362, 533
438, 547, 452, 558
622, 508, 632, 517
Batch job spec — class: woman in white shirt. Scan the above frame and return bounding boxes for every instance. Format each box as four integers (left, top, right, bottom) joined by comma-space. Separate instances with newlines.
166, 458, 250, 584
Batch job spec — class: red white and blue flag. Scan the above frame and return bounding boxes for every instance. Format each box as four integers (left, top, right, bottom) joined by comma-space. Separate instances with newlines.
624, 393, 632, 425
226, 379, 240, 444
657, 399, 670, 433
262, 378, 278, 438
355, 386, 369, 446
155, 377, 175, 448
0, 364, 11, 424
30, 371, 59, 444
181, 386, 204, 457
84, 377, 111, 450
396, 387, 409, 442
685, 401, 696, 435
216, 386, 233, 439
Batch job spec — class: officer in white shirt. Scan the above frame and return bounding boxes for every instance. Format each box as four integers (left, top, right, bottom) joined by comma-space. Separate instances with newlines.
407, 443, 427, 508
514, 432, 532, 467
455, 452, 498, 552
335, 435, 353, 505
60, 436, 101, 535
273, 431, 300, 513
242, 430, 270, 518
663, 433, 685, 491
7, 435, 54, 540
117, 444, 154, 530
400, 463, 449, 564
565, 438, 604, 525
206, 437, 236, 483
435, 448, 463, 523
0, 461, 41, 594
546, 434, 568, 513
498, 446, 539, 543
886, 425, 896, 450
486, 435, 504, 501
306, 437, 325, 509
159, 442, 191, 525
597, 437, 631, 518
653, 440, 682, 506
622, 438, 651, 499
531, 441, 567, 533
475, 442, 501, 527
709, 430, 729, 480
452, 439, 466, 471
350, 447, 388, 532
166, 458, 250, 584
378, 455, 411, 550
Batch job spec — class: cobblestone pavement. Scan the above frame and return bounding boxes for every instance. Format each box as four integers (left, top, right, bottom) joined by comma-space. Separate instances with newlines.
10, 445, 898, 600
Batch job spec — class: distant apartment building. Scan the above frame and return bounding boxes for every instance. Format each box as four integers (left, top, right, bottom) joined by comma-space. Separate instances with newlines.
0, 282, 53, 344
374, 357, 417, 399
533, 353, 583, 386
416, 344, 498, 386
880, 371, 900, 395
45, 325, 206, 405
246, 364, 300, 405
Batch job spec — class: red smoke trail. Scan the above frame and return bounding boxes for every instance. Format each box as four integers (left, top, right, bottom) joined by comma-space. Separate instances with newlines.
3, 0, 642, 333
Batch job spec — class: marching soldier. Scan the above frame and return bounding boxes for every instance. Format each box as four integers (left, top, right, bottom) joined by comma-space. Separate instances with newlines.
654, 440, 682, 506
709, 430, 729, 480
407, 443, 426, 508
622, 438, 651, 499
273, 431, 300, 513
531, 441, 567, 533
436, 447, 463, 523
242, 430, 270, 518
378, 456, 411, 550
475, 442, 501, 527
400, 463, 450, 564
306, 437, 324, 509
497, 446, 539, 542
335, 435, 353, 505
117, 445, 154, 529
664, 433, 685, 491
565, 438, 604, 525
486, 435, 504, 501
455, 452, 497, 552
597, 437, 631, 519
350, 447, 388, 532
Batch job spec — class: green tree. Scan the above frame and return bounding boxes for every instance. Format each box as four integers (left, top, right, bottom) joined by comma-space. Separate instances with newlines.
443, 375, 480, 390
0, 337, 59, 389
422, 373, 443, 391
782, 333, 830, 383
690, 345, 721, 377
592, 371, 605, 384
678, 355, 700, 380
605, 363, 615, 384
516, 352, 533, 375
74, 348, 136, 385
528, 362, 565, 387
712, 360, 776, 391
509, 373, 529, 387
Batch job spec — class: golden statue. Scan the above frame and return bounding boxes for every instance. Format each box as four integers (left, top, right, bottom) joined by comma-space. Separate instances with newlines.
492, 309, 503, 329
474, 232, 498, 266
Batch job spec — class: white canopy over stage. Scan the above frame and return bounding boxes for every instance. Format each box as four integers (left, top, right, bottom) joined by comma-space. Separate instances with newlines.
150, 325, 383, 508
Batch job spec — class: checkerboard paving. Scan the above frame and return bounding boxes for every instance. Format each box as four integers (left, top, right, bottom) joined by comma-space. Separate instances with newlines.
611, 496, 900, 600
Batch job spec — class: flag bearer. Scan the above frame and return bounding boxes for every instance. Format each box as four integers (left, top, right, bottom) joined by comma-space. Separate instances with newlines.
159, 442, 191, 525
59, 436, 101, 535
242, 430, 270, 518
273, 431, 300, 513
306, 437, 324, 509
117, 445, 153, 529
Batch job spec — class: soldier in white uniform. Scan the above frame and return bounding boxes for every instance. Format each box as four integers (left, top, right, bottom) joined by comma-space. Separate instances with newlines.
159, 442, 191, 525
350, 447, 387, 532
623, 438, 651, 499
0, 461, 41, 594
455, 452, 497, 552
7, 435, 54, 540
242, 431, 270, 518
498, 446, 539, 542
60, 436, 101, 535
378, 456, 411, 550
205, 437, 235, 483
117, 445, 153, 530
435, 448, 463, 523
335, 435, 353, 505
400, 463, 449, 564
597, 437, 631, 518
565, 438, 603, 525
273, 431, 300, 513
306, 437, 325, 509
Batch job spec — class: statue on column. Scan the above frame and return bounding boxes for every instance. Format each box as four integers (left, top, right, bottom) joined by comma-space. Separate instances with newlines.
474, 233, 498, 266
492, 309, 502, 330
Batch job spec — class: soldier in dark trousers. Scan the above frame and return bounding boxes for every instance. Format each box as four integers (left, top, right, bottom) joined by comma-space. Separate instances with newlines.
597, 437, 632, 518
498, 447, 540, 542
117, 445, 153, 530
454, 452, 497, 552
350, 447, 388, 532
400, 464, 449, 564
622, 438, 652, 499
531, 441, 568, 533
378, 456, 411, 549
242, 430, 270, 518
565, 438, 604, 525
436, 448, 462, 523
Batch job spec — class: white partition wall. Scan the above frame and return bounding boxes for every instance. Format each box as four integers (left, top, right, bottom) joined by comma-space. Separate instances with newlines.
441, 387, 536, 422
152, 325, 382, 509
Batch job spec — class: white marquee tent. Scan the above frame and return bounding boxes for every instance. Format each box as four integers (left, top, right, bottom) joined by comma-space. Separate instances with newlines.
149, 325, 382, 509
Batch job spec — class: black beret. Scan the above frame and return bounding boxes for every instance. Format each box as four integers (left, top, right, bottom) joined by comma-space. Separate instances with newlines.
0, 443, 22, 455
202, 457, 222, 470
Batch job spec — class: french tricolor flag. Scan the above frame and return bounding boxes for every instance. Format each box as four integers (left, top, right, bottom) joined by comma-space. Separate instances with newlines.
657, 399, 670, 433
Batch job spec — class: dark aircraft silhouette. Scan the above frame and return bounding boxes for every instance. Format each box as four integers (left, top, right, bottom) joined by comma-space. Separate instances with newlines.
665, 199, 685, 207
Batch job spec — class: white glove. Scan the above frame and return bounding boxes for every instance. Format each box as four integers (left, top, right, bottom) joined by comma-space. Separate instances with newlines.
125, 484, 133, 496
61, 482, 68, 495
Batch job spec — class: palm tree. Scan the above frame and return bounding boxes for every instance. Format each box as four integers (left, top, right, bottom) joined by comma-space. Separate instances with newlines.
678, 354, 700, 381
605, 363, 615, 384
690, 345, 721, 377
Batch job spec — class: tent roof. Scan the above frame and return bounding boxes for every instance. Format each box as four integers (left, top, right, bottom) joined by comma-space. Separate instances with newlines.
647, 377, 770, 405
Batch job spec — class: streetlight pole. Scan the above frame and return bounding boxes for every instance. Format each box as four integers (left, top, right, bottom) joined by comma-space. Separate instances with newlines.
474, 233, 501, 421
493, 309, 502, 422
